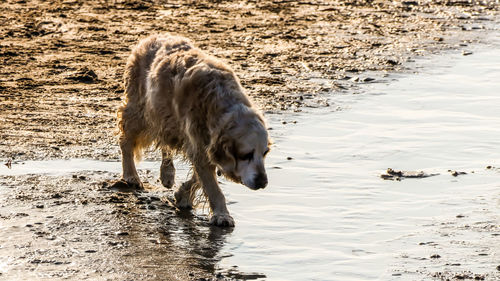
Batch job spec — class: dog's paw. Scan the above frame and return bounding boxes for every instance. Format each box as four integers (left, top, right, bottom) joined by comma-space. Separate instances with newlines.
160, 176, 175, 189
209, 213, 235, 227
123, 177, 144, 190
174, 189, 193, 209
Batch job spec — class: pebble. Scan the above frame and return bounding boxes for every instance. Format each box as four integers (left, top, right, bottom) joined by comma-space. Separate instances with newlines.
51, 193, 62, 199
35, 204, 44, 209
449, 170, 467, 176
462, 51, 473, 56
456, 13, 471, 20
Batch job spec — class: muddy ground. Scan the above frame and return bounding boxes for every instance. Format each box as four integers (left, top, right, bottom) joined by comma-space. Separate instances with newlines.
0, 0, 499, 280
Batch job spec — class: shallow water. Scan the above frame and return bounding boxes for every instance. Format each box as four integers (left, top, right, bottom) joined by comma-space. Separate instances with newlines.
2, 41, 500, 280
217, 40, 500, 279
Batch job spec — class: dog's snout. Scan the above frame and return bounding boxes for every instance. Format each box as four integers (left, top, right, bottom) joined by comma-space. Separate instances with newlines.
253, 173, 268, 189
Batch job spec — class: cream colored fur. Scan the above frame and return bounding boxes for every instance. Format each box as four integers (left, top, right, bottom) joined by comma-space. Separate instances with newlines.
117, 34, 270, 227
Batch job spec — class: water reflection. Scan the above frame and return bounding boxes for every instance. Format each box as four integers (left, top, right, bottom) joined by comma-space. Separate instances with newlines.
109, 187, 265, 280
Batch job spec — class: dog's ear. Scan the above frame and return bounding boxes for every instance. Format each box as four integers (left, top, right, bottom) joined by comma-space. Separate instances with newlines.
208, 131, 236, 170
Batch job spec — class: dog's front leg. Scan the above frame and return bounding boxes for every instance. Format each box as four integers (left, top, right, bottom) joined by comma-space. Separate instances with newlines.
194, 163, 234, 227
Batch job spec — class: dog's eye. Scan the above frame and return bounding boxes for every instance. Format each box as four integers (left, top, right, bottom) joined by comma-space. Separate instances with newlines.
239, 151, 254, 161
263, 148, 270, 157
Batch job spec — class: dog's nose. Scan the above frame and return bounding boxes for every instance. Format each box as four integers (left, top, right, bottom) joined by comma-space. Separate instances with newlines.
253, 173, 268, 189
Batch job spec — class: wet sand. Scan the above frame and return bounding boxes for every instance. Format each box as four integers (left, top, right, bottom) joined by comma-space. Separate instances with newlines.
1, 1, 500, 280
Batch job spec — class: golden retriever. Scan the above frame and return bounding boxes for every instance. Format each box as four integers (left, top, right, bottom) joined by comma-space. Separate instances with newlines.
117, 34, 270, 227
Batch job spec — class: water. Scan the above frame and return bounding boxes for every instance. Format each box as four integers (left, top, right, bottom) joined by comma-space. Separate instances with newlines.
1, 41, 499, 280
217, 40, 500, 279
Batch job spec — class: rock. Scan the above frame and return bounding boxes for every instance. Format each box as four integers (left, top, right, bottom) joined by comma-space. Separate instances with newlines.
430, 254, 441, 259
51, 193, 62, 199
448, 170, 467, 176
387, 59, 399, 65
66, 67, 98, 83
381, 168, 438, 180
402, 1, 418, 5
456, 13, 471, 20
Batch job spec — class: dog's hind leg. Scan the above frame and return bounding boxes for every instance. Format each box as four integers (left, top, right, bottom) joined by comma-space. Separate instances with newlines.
119, 136, 143, 189
174, 175, 196, 208
118, 105, 145, 189
160, 149, 175, 188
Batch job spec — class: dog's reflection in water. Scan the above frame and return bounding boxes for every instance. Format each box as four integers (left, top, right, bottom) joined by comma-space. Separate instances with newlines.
108, 194, 266, 279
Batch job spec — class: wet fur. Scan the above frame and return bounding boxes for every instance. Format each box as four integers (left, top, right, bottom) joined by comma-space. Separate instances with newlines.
117, 34, 269, 226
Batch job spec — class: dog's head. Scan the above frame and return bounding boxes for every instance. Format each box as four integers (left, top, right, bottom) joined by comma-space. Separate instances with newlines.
209, 106, 270, 190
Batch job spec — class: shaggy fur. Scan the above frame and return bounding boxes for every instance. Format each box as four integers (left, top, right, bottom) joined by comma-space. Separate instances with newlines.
117, 34, 270, 227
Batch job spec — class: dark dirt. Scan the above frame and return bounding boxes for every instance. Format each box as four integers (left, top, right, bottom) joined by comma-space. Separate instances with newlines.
1, 0, 500, 280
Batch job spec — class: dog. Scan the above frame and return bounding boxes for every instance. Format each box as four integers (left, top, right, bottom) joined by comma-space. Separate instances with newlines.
117, 34, 270, 227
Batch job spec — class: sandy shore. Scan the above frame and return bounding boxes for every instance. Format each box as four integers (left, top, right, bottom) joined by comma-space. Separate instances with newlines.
0, 0, 498, 160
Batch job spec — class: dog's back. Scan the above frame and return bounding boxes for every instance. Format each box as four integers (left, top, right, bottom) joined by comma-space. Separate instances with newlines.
123, 35, 192, 104
119, 34, 251, 155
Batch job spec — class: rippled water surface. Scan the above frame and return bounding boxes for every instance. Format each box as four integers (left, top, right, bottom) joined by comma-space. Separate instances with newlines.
217, 40, 500, 280
2, 41, 499, 280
